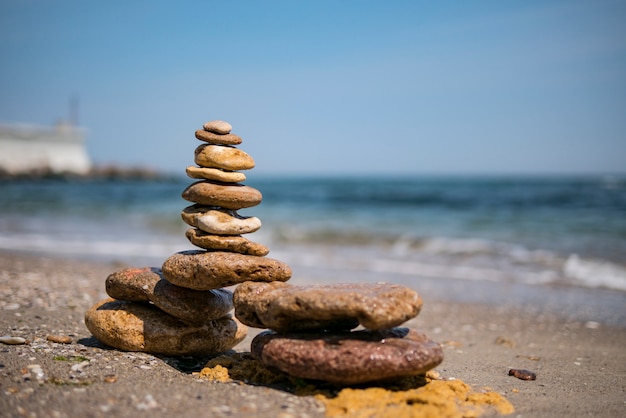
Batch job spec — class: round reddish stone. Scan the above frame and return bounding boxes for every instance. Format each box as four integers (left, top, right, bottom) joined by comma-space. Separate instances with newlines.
251, 328, 443, 385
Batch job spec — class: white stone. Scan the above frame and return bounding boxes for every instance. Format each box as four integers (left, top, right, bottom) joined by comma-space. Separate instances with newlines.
0, 335, 26, 345
203, 120, 232, 134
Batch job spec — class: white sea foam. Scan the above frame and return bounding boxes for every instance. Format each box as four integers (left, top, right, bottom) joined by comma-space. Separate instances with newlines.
280, 236, 626, 291
3, 229, 626, 293
563, 254, 626, 291
0, 233, 186, 264
418, 237, 497, 255
281, 240, 562, 286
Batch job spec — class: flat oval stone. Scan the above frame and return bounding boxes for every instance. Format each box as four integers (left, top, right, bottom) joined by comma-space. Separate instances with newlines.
0, 336, 26, 345
84, 298, 247, 356
181, 205, 261, 235
252, 328, 444, 385
203, 120, 232, 134
182, 181, 262, 210
195, 144, 255, 171
186, 166, 246, 183
105, 267, 233, 324
195, 130, 243, 145
185, 228, 270, 256
162, 250, 291, 290
234, 282, 422, 332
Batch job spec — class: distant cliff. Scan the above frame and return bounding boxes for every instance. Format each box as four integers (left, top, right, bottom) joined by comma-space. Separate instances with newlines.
0, 122, 91, 177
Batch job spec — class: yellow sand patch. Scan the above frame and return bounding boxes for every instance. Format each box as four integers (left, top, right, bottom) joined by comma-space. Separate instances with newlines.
319, 380, 514, 418
199, 352, 514, 417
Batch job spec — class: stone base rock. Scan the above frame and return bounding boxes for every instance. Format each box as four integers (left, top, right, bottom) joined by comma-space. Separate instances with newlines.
234, 281, 422, 332
251, 328, 443, 385
85, 298, 247, 356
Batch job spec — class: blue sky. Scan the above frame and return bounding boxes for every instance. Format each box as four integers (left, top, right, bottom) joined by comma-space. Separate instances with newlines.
1, 0, 625, 175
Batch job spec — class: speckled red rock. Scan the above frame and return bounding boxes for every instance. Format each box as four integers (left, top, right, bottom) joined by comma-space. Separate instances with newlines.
85, 298, 247, 356
105, 267, 233, 324
234, 281, 422, 332
251, 328, 443, 385
161, 250, 291, 290
182, 181, 262, 210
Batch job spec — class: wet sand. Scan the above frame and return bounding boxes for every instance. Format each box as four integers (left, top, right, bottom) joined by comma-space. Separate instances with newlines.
1, 250, 624, 417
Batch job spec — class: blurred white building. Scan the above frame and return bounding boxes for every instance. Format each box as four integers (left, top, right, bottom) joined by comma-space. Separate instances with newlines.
0, 121, 91, 176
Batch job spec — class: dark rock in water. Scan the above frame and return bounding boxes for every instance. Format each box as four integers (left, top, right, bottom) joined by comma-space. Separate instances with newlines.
251, 328, 444, 385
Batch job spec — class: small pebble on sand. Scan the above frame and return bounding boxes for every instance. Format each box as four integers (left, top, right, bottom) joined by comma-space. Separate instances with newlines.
0, 336, 26, 345
508, 368, 537, 380
47, 335, 73, 344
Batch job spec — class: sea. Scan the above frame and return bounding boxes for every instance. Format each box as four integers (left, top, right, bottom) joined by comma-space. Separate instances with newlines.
1, 175, 625, 326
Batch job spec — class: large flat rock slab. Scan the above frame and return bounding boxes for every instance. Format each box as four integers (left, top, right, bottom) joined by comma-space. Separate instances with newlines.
251, 328, 443, 385
234, 281, 422, 332
162, 250, 291, 290
84, 298, 247, 356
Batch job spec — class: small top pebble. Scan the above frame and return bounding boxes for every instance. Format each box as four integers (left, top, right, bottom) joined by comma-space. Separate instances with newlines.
203, 120, 232, 135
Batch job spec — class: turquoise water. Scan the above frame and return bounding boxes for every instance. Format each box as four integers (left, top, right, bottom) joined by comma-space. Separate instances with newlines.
1, 175, 625, 293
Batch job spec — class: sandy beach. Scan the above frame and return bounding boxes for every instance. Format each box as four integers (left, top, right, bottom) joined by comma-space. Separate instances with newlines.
1, 250, 624, 417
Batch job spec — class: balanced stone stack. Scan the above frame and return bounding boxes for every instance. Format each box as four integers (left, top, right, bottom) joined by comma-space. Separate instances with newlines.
84, 119, 443, 384
84, 120, 291, 356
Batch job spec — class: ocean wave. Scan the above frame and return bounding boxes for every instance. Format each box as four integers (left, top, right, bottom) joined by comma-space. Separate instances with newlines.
563, 255, 626, 291
0, 233, 187, 264
2, 229, 625, 293
275, 235, 626, 292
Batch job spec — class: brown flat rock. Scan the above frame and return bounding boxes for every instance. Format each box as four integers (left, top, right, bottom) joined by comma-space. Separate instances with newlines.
186, 166, 246, 183
234, 281, 422, 332
195, 144, 255, 171
203, 120, 232, 134
181, 205, 261, 235
84, 298, 247, 356
251, 328, 443, 385
195, 130, 243, 145
162, 250, 291, 290
185, 229, 270, 256
105, 267, 233, 324
182, 181, 262, 210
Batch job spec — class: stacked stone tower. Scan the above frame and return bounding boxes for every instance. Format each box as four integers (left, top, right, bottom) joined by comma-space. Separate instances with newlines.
85, 119, 443, 385
84, 120, 291, 356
